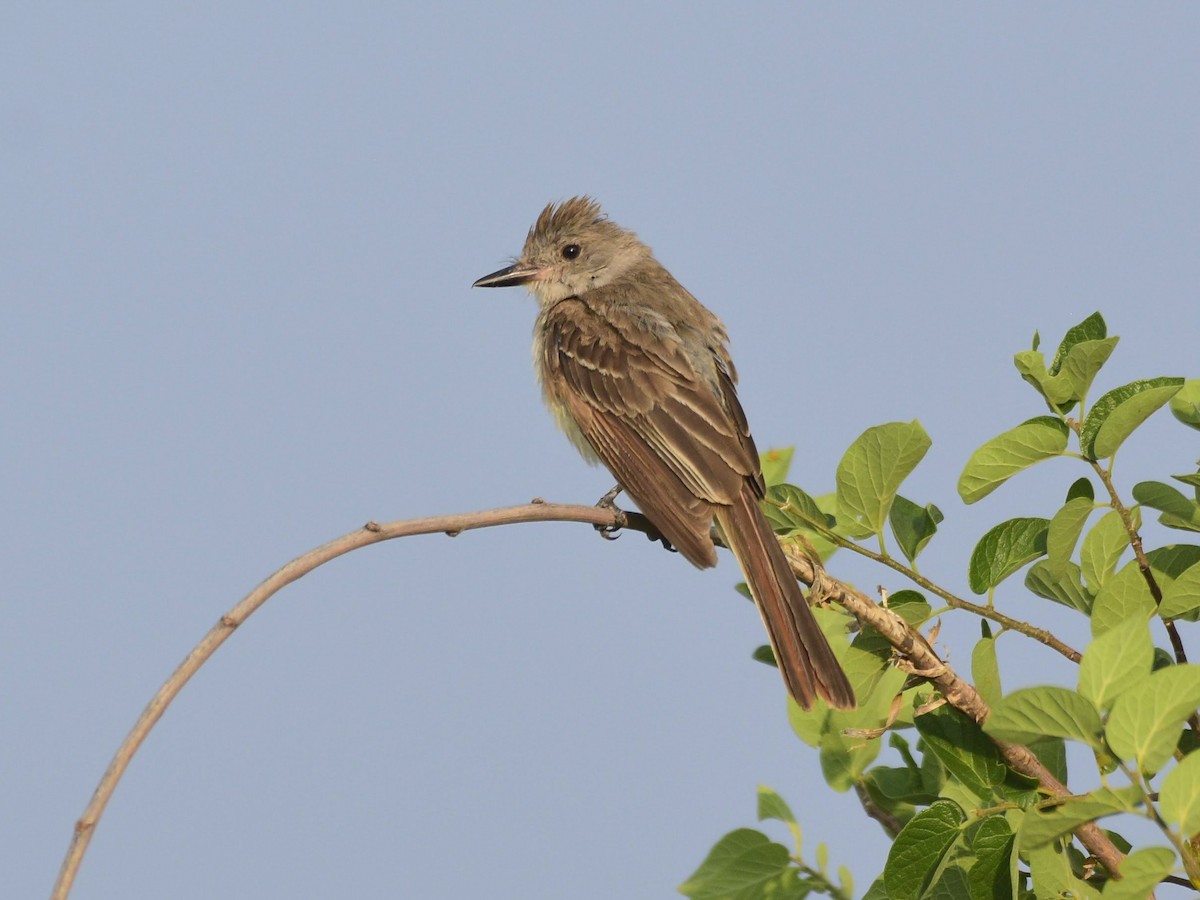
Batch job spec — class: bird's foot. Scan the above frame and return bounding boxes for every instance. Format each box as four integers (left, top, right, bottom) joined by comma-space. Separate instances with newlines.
594, 484, 627, 541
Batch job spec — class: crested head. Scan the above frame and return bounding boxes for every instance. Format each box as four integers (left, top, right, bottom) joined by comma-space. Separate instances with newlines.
513, 197, 654, 305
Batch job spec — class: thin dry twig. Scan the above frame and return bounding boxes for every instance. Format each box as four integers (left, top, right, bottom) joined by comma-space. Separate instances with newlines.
52, 501, 654, 900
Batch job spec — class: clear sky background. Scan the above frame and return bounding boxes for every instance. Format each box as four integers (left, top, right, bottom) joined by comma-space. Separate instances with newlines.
5, 5, 1199, 898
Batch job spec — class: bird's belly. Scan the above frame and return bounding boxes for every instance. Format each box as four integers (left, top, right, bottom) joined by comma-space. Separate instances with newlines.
544, 389, 603, 464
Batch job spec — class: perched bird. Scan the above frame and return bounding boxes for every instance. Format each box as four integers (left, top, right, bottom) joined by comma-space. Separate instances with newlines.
473, 197, 854, 710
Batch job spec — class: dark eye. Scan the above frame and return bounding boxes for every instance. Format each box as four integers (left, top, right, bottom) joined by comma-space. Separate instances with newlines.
561, 243, 581, 260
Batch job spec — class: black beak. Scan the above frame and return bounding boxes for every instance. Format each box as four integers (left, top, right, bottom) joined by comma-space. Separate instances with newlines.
472, 263, 542, 288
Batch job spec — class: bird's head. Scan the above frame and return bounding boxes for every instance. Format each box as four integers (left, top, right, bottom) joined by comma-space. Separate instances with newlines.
473, 197, 652, 305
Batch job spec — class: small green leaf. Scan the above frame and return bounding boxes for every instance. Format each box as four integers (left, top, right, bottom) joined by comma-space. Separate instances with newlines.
1014, 350, 1076, 407
1079, 377, 1184, 460
756, 785, 796, 828
1160, 750, 1200, 837
957, 417, 1070, 504
1147, 544, 1200, 580
836, 421, 932, 535
1045, 497, 1095, 578
1057, 338, 1120, 404
820, 726, 881, 792
1025, 560, 1093, 614
1161, 561, 1200, 619
1025, 838, 1095, 899
867, 765, 935, 806
972, 634, 1003, 707
1102, 847, 1177, 900
1107, 664, 1200, 774
1048, 312, 1107, 374
983, 686, 1103, 748
1169, 379, 1200, 431
1090, 560, 1156, 636
764, 483, 831, 531
1134, 480, 1200, 534
678, 829, 790, 899
763, 484, 841, 561
915, 704, 1007, 800
890, 590, 933, 625
884, 800, 965, 900
1077, 615, 1153, 710
968, 815, 1015, 900
759, 447, 795, 488
889, 494, 943, 564
1080, 510, 1131, 593
1027, 737, 1069, 786
968, 518, 1049, 593
1066, 477, 1096, 502
1018, 786, 1142, 850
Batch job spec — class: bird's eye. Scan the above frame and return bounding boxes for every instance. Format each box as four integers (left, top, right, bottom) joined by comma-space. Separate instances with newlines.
561, 243, 581, 260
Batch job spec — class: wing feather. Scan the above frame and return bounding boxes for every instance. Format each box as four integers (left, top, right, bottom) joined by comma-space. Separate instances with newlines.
540, 298, 760, 568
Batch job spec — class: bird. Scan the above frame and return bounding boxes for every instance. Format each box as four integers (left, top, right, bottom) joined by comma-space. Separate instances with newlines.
473, 197, 854, 710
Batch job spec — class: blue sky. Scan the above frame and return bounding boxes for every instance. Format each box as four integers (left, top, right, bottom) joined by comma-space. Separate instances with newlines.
5, 5, 1199, 898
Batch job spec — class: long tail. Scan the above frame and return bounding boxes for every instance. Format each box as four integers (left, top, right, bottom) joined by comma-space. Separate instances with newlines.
714, 488, 856, 710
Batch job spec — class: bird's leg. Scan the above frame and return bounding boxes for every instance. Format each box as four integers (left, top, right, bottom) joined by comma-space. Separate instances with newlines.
594, 484, 627, 540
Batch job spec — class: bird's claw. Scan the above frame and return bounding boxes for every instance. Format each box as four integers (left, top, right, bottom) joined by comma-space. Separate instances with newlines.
594, 484, 627, 541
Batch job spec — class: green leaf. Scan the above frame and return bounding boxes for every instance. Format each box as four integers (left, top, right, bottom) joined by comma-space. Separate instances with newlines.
957, 417, 1070, 504
1175, 472, 1200, 490
890, 590, 933, 625
1080, 510, 1131, 593
1025, 560, 1093, 614
968, 815, 1015, 900
763, 483, 831, 531
1169, 379, 1200, 431
927, 864, 971, 899
1014, 350, 1076, 407
889, 494, 943, 564
762, 484, 841, 562
819, 726, 881, 792
867, 765, 935, 807
1045, 497, 1095, 578
1048, 312, 1107, 374
1107, 664, 1200, 774
836, 421, 931, 535
756, 785, 796, 829
1161, 561, 1200, 619
759, 447, 794, 488
968, 518, 1049, 593
1025, 838, 1097, 899
678, 829, 790, 899
1066, 477, 1096, 502
1147, 544, 1200, 581
1018, 786, 1142, 850
1102, 847, 1177, 900
1027, 737, 1069, 786
972, 634, 1003, 707
1077, 615, 1153, 710
1134, 480, 1200, 534
983, 686, 1103, 748
1079, 377, 1185, 460
1160, 750, 1200, 837
1090, 560, 1156, 636
1057, 338, 1120, 405
915, 704, 1007, 800
884, 800, 965, 900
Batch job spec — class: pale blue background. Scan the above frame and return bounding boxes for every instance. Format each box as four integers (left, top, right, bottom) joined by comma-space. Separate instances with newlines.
5, 4, 1199, 898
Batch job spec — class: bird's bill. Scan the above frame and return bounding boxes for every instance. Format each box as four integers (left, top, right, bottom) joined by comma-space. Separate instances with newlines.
472, 263, 543, 288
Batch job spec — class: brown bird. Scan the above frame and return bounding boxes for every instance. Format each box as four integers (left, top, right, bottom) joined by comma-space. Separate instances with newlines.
474, 197, 854, 710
